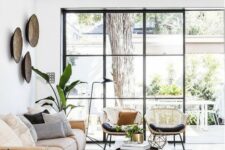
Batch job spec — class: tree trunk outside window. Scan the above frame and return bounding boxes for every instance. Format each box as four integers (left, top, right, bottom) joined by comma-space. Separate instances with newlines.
106, 13, 135, 106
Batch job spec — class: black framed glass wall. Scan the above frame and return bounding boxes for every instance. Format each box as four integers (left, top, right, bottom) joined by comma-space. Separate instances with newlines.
63, 10, 185, 142
62, 9, 224, 143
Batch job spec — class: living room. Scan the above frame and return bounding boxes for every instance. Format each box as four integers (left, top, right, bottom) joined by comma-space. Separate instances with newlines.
0, 0, 224, 150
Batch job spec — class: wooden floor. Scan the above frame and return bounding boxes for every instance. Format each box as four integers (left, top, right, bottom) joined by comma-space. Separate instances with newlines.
86, 125, 225, 149
86, 143, 225, 150
186, 125, 225, 143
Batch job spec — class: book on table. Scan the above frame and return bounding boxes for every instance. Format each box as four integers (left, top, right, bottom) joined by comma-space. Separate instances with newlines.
120, 141, 150, 150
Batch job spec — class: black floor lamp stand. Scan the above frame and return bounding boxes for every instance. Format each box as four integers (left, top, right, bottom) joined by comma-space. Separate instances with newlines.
86, 78, 113, 148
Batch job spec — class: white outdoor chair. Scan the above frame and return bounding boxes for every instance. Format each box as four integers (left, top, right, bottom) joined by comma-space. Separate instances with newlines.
145, 108, 187, 150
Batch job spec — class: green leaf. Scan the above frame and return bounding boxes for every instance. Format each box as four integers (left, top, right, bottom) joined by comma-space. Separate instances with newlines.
41, 102, 53, 107
65, 104, 76, 110
56, 85, 67, 109
32, 66, 49, 82
59, 64, 72, 89
65, 80, 80, 95
35, 96, 55, 103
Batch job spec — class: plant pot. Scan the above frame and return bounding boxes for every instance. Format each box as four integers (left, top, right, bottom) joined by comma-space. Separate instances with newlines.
132, 133, 144, 144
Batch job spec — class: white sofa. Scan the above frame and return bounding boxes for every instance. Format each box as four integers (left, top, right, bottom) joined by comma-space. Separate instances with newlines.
0, 114, 86, 150
36, 128, 86, 150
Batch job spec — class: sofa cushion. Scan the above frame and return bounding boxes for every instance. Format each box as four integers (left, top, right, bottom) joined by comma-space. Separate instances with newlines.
43, 111, 73, 136
18, 116, 38, 142
70, 129, 86, 150
34, 122, 66, 140
36, 137, 77, 150
24, 110, 49, 124
3, 114, 35, 146
0, 119, 23, 146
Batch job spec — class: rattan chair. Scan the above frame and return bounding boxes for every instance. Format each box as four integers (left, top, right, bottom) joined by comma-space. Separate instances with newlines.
100, 107, 142, 150
145, 108, 187, 150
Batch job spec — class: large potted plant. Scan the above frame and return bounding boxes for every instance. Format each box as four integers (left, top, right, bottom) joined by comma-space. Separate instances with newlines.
32, 64, 83, 116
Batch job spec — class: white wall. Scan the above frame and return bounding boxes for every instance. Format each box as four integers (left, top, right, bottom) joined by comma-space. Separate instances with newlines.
35, 0, 224, 99
0, 0, 36, 114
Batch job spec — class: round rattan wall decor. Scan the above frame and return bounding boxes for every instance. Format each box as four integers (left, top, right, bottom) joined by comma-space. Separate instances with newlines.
11, 27, 23, 63
26, 14, 39, 47
22, 52, 32, 83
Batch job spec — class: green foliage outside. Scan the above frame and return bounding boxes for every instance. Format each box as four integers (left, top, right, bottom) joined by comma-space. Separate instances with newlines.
186, 11, 224, 35
186, 55, 220, 101
147, 55, 221, 125
147, 64, 182, 96
186, 55, 220, 125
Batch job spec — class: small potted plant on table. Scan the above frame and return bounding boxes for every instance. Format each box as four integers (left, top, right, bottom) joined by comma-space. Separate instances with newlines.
125, 124, 144, 144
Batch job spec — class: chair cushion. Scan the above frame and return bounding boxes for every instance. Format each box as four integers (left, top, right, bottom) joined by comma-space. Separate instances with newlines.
117, 111, 137, 126
102, 123, 117, 132
149, 123, 185, 132
36, 137, 77, 150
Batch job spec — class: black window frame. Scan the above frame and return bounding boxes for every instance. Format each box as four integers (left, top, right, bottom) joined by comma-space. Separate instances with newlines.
62, 8, 224, 143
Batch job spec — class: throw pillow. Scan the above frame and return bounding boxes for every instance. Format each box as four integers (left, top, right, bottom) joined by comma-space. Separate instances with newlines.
3, 114, 35, 146
0, 119, 23, 146
103, 107, 122, 124
117, 111, 138, 126
42, 111, 73, 136
24, 109, 49, 124
18, 116, 38, 142
33, 122, 66, 140
134, 111, 142, 124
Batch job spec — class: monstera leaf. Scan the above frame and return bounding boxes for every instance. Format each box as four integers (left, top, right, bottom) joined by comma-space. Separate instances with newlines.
35, 96, 55, 103
56, 85, 66, 111
59, 64, 72, 90
32, 64, 83, 116
32, 66, 49, 82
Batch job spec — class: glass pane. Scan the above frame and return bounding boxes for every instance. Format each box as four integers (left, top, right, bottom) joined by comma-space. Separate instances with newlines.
106, 13, 143, 54
146, 99, 183, 111
185, 54, 225, 143
186, 11, 224, 54
146, 13, 183, 54
186, 11, 225, 144
106, 56, 143, 98
67, 99, 103, 141
186, 11, 224, 36
66, 56, 103, 98
106, 99, 143, 115
146, 56, 183, 98
66, 13, 103, 55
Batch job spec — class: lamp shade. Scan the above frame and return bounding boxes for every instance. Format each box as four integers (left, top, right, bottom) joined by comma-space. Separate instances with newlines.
102, 77, 113, 83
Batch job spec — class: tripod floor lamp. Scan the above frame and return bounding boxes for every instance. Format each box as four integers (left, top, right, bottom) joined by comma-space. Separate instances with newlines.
86, 77, 113, 148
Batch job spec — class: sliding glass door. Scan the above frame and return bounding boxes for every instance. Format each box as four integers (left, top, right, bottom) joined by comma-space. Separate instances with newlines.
185, 10, 224, 144
63, 9, 224, 143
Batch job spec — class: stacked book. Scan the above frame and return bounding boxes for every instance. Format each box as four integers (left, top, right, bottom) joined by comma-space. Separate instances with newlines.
120, 141, 150, 150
